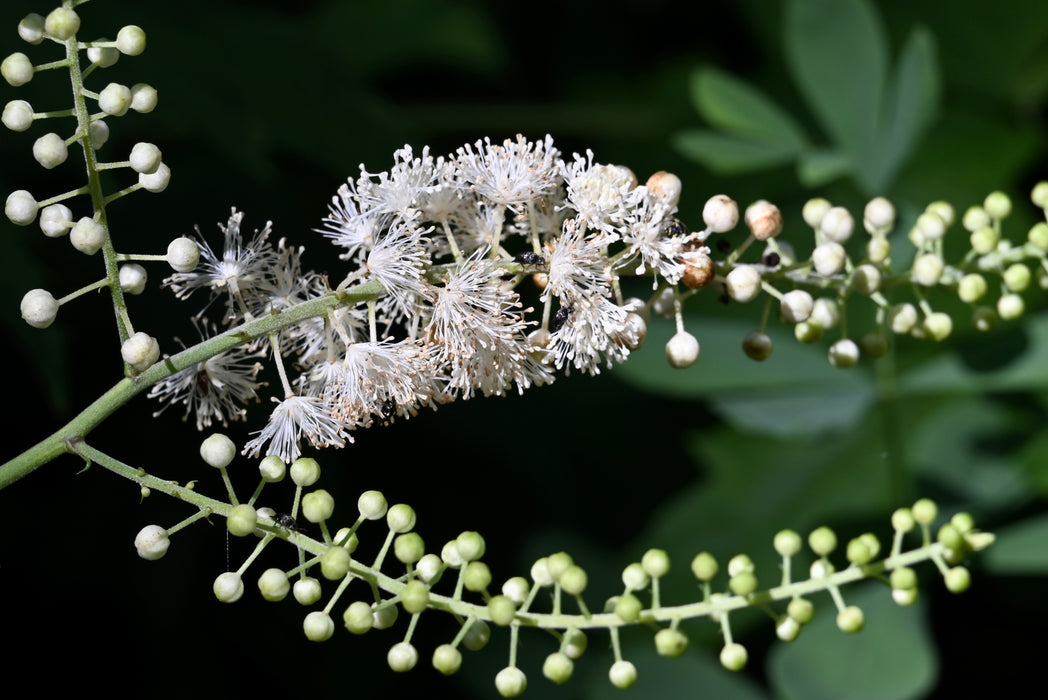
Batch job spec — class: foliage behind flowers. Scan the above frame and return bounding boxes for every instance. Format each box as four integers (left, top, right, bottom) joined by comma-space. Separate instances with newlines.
2, 2, 1048, 700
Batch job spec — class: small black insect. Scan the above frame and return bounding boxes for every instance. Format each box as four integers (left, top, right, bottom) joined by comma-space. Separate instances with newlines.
663, 217, 688, 237
718, 291, 731, 306
551, 305, 573, 333
272, 512, 298, 531
514, 251, 546, 266
716, 238, 732, 254
763, 252, 781, 268
380, 397, 397, 424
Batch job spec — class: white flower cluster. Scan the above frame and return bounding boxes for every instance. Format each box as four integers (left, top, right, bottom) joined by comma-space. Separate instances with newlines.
157, 135, 704, 462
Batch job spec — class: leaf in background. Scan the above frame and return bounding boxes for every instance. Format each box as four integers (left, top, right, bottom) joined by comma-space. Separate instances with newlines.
784, 0, 887, 193
672, 129, 800, 174
796, 147, 854, 187
872, 26, 940, 192
689, 67, 809, 150
767, 583, 938, 700
982, 512, 1048, 573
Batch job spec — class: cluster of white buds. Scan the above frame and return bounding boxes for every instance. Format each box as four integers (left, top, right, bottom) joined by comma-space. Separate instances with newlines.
4, 6, 193, 376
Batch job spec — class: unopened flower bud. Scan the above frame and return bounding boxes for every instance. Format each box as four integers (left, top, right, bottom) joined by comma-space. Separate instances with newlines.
129, 142, 162, 174
915, 211, 946, 242
912, 254, 944, 286
745, 200, 783, 240
98, 82, 132, 116
87, 41, 119, 68
1, 52, 34, 86
2, 99, 33, 130
866, 236, 891, 263
922, 311, 953, 341
20, 288, 59, 328
139, 162, 171, 192
119, 264, 148, 295
812, 241, 846, 276
646, 171, 681, 207
828, 339, 860, 368
702, 194, 738, 233
820, 206, 854, 243
130, 83, 158, 113
851, 264, 882, 295
742, 331, 772, 361
39, 203, 73, 238
725, 265, 761, 302
116, 25, 147, 55
780, 289, 813, 323
166, 237, 200, 272
681, 251, 715, 289
665, 330, 700, 368
134, 524, 170, 560
997, 293, 1024, 320
121, 331, 159, 371
863, 196, 895, 234
5, 190, 38, 225
70, 216, 106, 254
200, 433, 236, 468
983, 191, 1011, 220
18, 14, 45, 44
802, 198, 831, 229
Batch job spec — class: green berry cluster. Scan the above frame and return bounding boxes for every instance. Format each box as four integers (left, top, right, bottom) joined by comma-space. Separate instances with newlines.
125, 435, 993, 696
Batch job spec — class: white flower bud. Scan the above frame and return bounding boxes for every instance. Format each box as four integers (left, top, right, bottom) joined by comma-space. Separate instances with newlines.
5, 189, 38, 225
139, 162, 170, 192
70, 216, 106, 254
851, 264, 882, 295
608, 660, 637, 689
811, 241, 846, 276
927, 201, 954, 227
702, 194, 739, 233
2, 99, 34, 131
811, 297, 840, 329
32, 132, 68, 169
863, 197, 895, 234
820, 206, 854, 243
802, 198, 831, 229
20, 288, 59, 328
2, 52, 34, 86
866, 235, 891, 263
18, 14, 45, 45
780, 289, 813, 323
388, 642, 419, 672
829, 339, 860, 368
962, 206, 990, 232
39, 203, 73, 238
44, 7, 80, 39
984, 191, 1011, 220
915, 212, 945, 242
745, 199, 783, 240
957, 273, 987, 303
911, 253, 944, 286
87, 41, 119, 68
121, 331, 160, 372
98, 82, 132, 116
257, 568, 290, 602
134, 525, 170, 560
200, 433, 236, 468
166, 236, 200, 272
646, 171, 681, 207
997, 293, 1024, 320
922, 312, 953, 341
89, 120, 110, 149
213, 572, 244, 603
130, 83, 158, 113
888, 303, 918, 334
665, 331, 700, 368
495, 667, 527, 697
116, 25, 147, 55
118, 264, 148, 295
293, 577, 322, 606
725, 265, 761, 302
303, 612, 335, 641
129, 142, 162, 174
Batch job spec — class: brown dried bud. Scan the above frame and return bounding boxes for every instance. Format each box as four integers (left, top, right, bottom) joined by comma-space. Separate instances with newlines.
646, 171, 682, 207
745, 200, 783, 240
682, 252, 715, 290
532, 272, 548, 290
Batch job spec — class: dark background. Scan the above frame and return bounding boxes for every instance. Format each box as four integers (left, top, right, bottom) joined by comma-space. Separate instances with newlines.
1, 1, 1047, 698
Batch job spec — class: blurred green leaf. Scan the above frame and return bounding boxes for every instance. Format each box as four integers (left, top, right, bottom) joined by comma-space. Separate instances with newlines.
672, 130, 799, 174
784, 0, 887, 190
767, 584, 938, 700
872, 26, 940, 191
796, 148, 854, 187
688, 67, 808, 150
982, 512, 1048, 573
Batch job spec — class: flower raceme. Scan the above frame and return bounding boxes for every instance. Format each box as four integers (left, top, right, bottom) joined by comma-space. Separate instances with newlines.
143, 136, 1048, 463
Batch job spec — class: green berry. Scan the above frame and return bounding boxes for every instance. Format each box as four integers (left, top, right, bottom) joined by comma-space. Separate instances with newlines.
836, 605, 864, 633
542, 652, 574, 684
614, 593, 643, 622
608, 660, 638, 689
720, 642, 748, 671
400, 579, 430, 614
690, 551, 718, 581
227, 504, 258, 537
494, 667, 527, 698
787, 597, 814, 624
394, 532, 425, 565
386, 503, 417, 533
343, 600, 373, 634
912, 498, 938, 525
257, 568, 290, 602
488, 595, 517, 626
742, 331, 773, 361
654, 628, 688, 657
642, 549, 670, 578
387, 642, 418, 672
320, 545, 351, 580
289, 457, 320, 486
301, 489, 334, 523
303, 611, 334, 642
463, 561, 492, 593
945, 567, 971, 593
432, 644, 462, 675
808, 526, 838, 556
